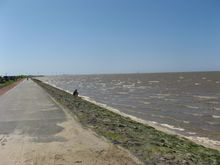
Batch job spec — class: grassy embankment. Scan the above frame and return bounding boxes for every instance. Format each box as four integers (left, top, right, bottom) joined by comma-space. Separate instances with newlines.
33, 79, 220, 165
0, 80, 14, 88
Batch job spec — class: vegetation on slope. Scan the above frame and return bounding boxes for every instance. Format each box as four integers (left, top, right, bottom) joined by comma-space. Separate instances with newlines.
0, 76, 24, 88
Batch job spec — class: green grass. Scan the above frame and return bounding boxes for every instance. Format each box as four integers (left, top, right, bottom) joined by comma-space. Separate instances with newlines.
0, 80, 16, 89
34, 79, 220, 165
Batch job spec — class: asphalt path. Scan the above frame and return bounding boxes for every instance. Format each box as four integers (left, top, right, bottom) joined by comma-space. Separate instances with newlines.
0, 80, 139, 165
0, 80, 66, 143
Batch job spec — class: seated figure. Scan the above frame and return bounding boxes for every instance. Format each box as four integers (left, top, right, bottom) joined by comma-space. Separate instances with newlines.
73, 89, 79, 97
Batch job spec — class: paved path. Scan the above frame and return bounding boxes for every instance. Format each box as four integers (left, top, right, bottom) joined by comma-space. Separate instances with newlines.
0, 80, 139, 165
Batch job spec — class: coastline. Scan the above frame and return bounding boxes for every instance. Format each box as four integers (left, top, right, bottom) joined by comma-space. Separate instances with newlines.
40, 80, 220, 151
33, 79, 220, 165
81, 96, 220, 151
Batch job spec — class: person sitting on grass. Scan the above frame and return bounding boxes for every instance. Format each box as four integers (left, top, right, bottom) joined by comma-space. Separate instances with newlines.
73, 89, 79, 97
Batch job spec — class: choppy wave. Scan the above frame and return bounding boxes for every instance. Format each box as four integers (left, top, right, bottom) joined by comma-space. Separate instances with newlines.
117, 92, 129, 95
160, 124, 185, 131
185, 105, 199, 109
208, 101, 220, 104
148, 81, 160, 83
187, 136, 220, 147
164, 98, 176, 102
136, 86, 147, 89
157, 94, 171, 97
212, 115, 220, 119
187, 132, 196, 135
206, 121, 220, 126
115, 81, 125, 86
213, 107, 220, 111
137, 101, 151, 105
151, 114, 165, 119
194, 96, 218, 100
123, 83, 135, 88
149, 96, 166, 99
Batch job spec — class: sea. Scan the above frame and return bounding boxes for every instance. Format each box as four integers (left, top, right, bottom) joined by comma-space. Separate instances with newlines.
38, 72, 220, 147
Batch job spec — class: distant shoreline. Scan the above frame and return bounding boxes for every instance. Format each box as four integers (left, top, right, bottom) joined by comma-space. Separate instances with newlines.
44, 70, 220, 76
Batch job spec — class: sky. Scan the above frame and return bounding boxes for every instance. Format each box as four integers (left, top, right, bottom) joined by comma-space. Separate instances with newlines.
0, 0, 220, 75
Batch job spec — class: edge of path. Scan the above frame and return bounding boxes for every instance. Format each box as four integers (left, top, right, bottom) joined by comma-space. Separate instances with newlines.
0, 79, 24, 96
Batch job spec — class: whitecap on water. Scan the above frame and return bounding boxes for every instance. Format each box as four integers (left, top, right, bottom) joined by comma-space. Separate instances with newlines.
213, 107, 220, 111
151, 121, 158, 124
188, 132, 196, 135
137, 101, 151, 105
194, 95, 218, 100
137, 80, 141, 84
206, 121, 220, 125
115, 81, 125, 86
212, 115, 220, 118
191, 113, 203, 117
136, 86, 147, 89
164, 98, 176, 102
208, 101, 219, 104
151, 114, 165, 119
157, 94, 171, 97
148, 81, 160, 83
149, 96, 165, 99
185, 105, 199, 109
117, 92, 128, 95
123, 83, 135, 88
187, 136, 220, 146
161, 124, 185, 131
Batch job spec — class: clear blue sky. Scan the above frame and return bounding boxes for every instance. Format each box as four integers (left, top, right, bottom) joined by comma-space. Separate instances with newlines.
0, 0, 220, 75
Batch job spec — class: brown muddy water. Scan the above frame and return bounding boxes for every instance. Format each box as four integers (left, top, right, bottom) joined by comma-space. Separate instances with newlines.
38, 72, 220, 147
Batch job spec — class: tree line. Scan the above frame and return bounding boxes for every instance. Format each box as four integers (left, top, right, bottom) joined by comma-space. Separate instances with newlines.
0, 76, 25, 84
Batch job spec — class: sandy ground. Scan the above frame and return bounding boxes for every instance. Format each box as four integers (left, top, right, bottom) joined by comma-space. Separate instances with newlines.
0, 80, 140, 165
